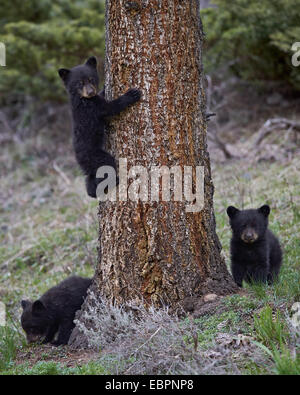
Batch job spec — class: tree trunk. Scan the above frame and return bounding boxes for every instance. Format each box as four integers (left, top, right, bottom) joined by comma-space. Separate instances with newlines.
69, 0, 237, 348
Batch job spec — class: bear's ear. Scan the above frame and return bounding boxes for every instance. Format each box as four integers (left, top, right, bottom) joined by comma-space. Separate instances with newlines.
85, 56, 97, 68
226, 206, 239, 218
58, 68, 71, 82
258, 205, 270, 217
21, 300, 31, 310
32, 300, 46, 315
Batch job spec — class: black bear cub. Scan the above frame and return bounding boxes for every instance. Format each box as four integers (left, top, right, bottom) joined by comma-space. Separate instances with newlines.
58, 56, 142, 198
21, 276, 92, 346
227, 205, 282, 287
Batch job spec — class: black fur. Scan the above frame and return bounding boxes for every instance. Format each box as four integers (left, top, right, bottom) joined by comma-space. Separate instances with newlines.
226, 205, 282, 287
58, 56, 141, 198
21, 276, 92, 346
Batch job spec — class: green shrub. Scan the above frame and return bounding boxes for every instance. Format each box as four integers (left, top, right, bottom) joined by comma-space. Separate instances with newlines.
201, 0, 300, 90
0, 0, 105, 102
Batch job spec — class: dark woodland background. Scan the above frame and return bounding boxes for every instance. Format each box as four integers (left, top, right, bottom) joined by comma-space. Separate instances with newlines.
0, 0, 299, 375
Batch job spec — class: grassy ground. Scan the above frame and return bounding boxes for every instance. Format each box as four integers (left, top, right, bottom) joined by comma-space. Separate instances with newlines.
0, 134, 299, 375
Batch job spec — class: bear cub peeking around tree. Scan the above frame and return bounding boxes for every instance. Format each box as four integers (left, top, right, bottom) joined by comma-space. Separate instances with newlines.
227, 205, 282, 287
58, 56, 141, 198
21, 276, 92, 346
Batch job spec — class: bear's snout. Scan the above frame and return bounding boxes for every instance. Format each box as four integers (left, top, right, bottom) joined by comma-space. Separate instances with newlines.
241, 228, 258, 243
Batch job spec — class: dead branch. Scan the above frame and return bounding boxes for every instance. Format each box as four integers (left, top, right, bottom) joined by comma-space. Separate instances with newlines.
253, 118, 300, 148
208, 129, 235, 160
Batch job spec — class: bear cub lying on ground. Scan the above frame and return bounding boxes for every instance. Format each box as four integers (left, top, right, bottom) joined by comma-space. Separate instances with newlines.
21, 276, 92, 346
58, 56, 141, 198
227, 205, 282, 287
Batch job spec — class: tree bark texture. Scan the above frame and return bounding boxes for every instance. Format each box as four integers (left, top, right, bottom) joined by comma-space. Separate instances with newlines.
98, 0, 236, 305
69, 0, 237, 348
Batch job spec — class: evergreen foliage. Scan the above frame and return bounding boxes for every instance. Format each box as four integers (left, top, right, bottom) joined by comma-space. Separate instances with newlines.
201, 0, 300, 90
0, 0, 105, 102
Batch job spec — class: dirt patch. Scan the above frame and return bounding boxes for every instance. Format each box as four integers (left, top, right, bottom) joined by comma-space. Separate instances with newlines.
15, 344, 99, 368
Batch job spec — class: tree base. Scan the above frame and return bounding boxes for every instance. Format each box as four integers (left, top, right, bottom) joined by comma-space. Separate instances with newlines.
68, 273, 238, 350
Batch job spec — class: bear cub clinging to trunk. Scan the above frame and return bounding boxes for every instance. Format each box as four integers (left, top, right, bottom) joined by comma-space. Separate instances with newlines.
227, 205, 282, 287
21, 276, 92, 346
58, 56, 142, 198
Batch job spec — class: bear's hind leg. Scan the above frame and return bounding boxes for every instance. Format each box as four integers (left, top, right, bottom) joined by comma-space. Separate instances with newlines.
85, 174, 97, 198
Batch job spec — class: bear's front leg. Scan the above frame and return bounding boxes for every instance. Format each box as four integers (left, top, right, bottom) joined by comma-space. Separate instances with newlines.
104, 88, 142, 117
85, 174, 97, 198
51, 319, 75, 346
231, 261, 247, 287
42, 323, 59, 344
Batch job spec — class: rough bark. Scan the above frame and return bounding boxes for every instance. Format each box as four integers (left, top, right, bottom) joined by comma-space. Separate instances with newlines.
69, 0, 237, 349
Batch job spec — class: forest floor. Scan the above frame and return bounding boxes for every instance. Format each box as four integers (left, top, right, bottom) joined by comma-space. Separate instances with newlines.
0, 118, 299, 374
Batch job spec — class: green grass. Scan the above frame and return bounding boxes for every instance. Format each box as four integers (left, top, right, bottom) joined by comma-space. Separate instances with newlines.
194, 310, 246, 347
252, 342, 300, 375
0, 325, 26, 371
1, 360, 110, 375
254, 305, 289, 348
251, 305, 300, 375
0, 138, 299, 374
271, 346, 300, 375
223, 294, 262, 313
